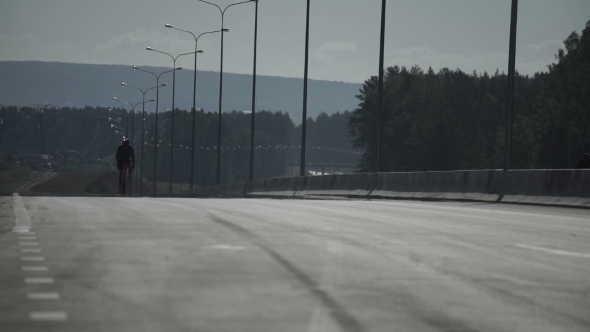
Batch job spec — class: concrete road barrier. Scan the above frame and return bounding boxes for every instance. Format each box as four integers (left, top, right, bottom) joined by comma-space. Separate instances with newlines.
188, 169, 590, 208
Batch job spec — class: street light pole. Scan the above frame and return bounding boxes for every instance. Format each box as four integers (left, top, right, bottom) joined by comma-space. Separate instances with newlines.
132, 65, 174, 197
147, 47, 196, 195
249, 0, 259, 181
0, 105, 5, 150
300, 0, 310, 177
198, 0, 256, 185
375, 0, 386, 173
121, 82, 163, 196
505, 0, 518, 171
164, 24, 226, 190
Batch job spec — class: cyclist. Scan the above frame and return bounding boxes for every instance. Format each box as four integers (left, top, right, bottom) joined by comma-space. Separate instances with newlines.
115, 139, 135, 194
575, 153, 590, 169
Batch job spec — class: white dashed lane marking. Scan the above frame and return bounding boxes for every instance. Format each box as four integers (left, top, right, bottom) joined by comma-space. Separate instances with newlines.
25, 278, 54, 284
21, 249, 42, 253
22, 266, 49, 272
13, 194, 67, 322
29, 311, 68, 321
19, 242, 39, 246
13, 193, 32, 233
21, 257, 45, 262
27, 293, 61, 300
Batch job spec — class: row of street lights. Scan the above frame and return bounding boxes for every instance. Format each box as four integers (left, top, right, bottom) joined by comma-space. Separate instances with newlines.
110, 0, 258, 197
120, 83, 163, 195
164, 24, 228, 190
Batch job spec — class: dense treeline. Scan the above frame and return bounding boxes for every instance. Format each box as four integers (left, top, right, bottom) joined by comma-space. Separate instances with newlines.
350, 19, 590, 172
0, 106, 357, 186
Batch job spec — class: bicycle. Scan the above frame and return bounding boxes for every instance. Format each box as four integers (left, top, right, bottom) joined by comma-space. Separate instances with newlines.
118, 161, 133, 196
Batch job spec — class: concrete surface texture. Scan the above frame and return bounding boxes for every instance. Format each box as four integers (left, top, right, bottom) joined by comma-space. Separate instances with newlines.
1, 196, 589, 331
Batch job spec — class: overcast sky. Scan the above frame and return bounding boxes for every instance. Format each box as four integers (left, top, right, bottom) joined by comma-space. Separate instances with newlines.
1, 0, 589, 83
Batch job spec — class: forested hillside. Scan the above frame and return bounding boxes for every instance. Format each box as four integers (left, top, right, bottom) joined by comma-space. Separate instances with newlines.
0, 61, 359, 124
350, 19, 590, 172
0, 106, 358, 186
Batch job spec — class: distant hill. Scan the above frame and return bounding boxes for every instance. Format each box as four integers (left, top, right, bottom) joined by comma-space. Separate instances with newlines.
0, 61, 361, 124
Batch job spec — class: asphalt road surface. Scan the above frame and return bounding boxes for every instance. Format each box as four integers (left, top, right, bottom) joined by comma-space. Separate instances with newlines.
1, 196, 589, 332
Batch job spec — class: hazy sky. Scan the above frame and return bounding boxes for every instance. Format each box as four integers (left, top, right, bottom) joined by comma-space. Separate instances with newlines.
1, 0, 589, 83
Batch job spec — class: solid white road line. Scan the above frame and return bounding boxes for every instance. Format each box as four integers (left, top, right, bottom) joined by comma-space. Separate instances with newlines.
516, 243, 590, 258
27, 292, 61, 300
22, 266, 49, 272
29, 311, 68, 321
24, 278, 54, 284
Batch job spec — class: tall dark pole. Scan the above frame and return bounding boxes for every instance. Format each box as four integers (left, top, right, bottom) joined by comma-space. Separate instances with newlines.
39, 108, 45, 154
154, 84, 159, 196
130, 109, 134, 195
375, 0, 386, 173
187, 49, 203, 189
166, 25, 223, 190
217, 14, 225, 185
131, 110, 134, 148
140, 94, 146, 196
300, 0, 310, 177
198, 0, 254, 184
134, 66, 174, 197
147, 48, 192, 195
0, 106, 5, 149
123, 82, 161, 197
80, 119, 86, 162
170, 67, 176, 195
505, 0, 518, 171
249, 0, 258, 181
191, 49, 198, 191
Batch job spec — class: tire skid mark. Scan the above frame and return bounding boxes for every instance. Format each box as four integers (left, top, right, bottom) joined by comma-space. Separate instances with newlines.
208, 214, 366, 332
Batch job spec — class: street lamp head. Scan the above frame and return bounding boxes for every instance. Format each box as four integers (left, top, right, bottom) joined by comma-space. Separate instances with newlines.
149, 99, 155, 102
165, 24, 173, 28
113, 97, 117, 101
133, 66, 138, 70
197, 50, 204, 53
161, 83, 167, 87
222, 28, 229, 32
146, 47, 153, 51
176, 67, 183, 70
121, 82, 127, 86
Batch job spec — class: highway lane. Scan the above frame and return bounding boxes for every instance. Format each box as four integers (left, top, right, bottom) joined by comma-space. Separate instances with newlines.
0, 196, 589, 332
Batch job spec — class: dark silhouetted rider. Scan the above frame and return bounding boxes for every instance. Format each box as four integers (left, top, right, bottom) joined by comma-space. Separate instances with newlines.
115, 139, 135, 194
575, 153, 590, 169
